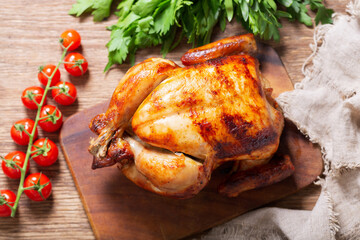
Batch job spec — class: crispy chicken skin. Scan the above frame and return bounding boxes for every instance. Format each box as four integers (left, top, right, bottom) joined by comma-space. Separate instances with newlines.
88, 58, 179, 158
118, 134, 212, 198
88, 34, 294, 198
132, 55, 283, 162
218, 155, 295, 197
181, 33, 257, 66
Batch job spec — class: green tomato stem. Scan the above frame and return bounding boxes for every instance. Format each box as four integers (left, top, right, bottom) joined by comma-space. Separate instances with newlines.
34, 100, 41, 108
48, 86, 60, 90
10, 43, 73, 217
23, 128, 31, 137
5, 202, 14, 211
38, 116, 49, 121
22, 186, 36, 191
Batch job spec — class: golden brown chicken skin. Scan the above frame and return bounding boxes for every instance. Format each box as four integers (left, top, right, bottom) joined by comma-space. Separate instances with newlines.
181, 33, 257, 66
88, 58, 179, 159
132, 55, 283, 163
88, 34, 294, 199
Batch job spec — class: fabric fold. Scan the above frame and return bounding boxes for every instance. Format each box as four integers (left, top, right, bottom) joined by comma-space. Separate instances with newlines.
201, 1, 360, 239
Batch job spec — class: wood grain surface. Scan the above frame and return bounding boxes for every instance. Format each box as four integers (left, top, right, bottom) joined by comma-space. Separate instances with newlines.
0, 1, 347, 239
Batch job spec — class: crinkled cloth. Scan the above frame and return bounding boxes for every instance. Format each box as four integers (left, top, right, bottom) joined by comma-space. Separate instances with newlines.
201, 1, 360, 239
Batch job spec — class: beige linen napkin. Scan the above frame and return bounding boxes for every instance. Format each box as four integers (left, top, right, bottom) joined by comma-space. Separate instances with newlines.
201, 1, 360, 239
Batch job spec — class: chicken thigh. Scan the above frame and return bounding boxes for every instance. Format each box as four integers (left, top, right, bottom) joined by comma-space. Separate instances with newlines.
88, 34, 294, 198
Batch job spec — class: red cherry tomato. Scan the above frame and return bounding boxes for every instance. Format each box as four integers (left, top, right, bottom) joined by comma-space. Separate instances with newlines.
38, 64, 61, 87
60, 29, 81, 51
21, 86, 46, 110
52, 81, 77, 106
10, 118, 38, 145
1, 151, 29, 179
31, 138, 58, 167
0, 190, 16, 217
64, 53, 88, 77
24, 173, 52, 201
38, 105, 63, 132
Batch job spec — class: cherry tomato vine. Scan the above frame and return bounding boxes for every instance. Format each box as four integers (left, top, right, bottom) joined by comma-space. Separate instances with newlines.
1, 29, 86, 217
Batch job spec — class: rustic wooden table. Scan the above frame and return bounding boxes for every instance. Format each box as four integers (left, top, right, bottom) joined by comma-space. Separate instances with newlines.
0, 1, 347, 239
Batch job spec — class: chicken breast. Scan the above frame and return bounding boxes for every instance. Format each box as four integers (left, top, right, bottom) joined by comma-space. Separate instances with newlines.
132, 55, 283, 163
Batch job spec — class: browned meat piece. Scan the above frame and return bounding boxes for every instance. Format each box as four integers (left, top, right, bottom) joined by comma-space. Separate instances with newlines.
181, 33, 257, 66
88, 34, 292, 198
218, 155, 295, 197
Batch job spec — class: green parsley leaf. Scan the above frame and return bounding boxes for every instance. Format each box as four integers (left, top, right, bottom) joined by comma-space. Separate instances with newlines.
69, 0, 113, 22
92, 0, 113, 21
69, 0, 334, 71
224, 0, 234, 22
278, 0, 293, 8
132, 0, 163, 17
68, 0, 93, 17
315, 7, 334, 25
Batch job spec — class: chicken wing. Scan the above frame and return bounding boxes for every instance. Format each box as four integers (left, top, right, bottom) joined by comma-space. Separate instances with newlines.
89, 58, 179, 159
181, 33, 257, 66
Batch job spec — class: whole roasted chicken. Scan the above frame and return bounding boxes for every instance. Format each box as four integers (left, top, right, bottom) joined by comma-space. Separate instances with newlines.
88, 34, 295, 199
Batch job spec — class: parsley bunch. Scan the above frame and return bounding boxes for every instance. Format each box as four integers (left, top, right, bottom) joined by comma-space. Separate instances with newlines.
69, 0, 333, 71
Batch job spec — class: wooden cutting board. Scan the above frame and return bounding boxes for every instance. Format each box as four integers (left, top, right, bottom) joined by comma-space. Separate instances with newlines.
59, 44, 322, 240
